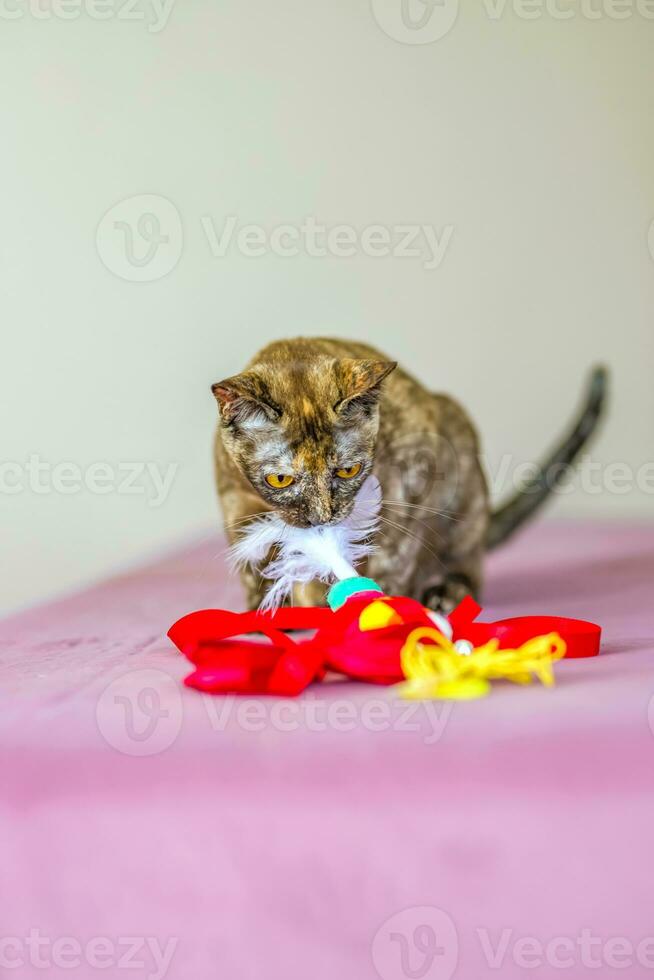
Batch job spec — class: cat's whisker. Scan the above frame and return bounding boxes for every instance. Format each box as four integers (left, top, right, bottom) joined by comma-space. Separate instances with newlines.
382, 498, 461, 517
225, 510, 270, 524
380, 505, 445, 542
381, 499, 462, 522
378, 515, 444, 568
223, 511, 271, 531
217, 513, 274, 560
378, 515, 443, 565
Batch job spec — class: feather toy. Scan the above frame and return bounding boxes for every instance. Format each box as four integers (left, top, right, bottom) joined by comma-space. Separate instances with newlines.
228, 476, 382, 610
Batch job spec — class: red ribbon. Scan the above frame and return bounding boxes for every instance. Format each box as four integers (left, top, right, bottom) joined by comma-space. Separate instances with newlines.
448, 597, 601, 660
168, 595, 600, 696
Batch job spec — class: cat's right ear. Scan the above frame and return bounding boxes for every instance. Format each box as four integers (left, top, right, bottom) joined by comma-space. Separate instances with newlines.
335, 359, 397, 419
211, 374, 280, 427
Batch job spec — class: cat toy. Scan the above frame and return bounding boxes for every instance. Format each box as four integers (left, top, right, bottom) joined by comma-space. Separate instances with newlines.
168, 477, 601, 699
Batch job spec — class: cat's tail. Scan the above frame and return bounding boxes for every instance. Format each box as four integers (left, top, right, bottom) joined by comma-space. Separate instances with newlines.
486, 366, 608, 550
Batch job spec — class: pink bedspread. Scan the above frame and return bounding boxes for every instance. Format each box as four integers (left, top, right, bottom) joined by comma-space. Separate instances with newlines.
2, 521, 654, 980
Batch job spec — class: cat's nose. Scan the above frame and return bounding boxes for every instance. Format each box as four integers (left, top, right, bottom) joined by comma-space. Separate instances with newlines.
307, 504, 333, 526
306, 491, 333, 526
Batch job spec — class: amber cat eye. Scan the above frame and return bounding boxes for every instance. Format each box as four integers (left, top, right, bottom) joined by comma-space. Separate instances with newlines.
335, 463, 362, 480
265, 473, 295, 489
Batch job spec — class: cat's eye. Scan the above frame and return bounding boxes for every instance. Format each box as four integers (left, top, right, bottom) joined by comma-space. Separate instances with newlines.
265, 473, 295, 489
335, 463, 362, 480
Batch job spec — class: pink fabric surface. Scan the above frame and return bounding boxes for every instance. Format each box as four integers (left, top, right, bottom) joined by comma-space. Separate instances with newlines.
2, 521, 654, 980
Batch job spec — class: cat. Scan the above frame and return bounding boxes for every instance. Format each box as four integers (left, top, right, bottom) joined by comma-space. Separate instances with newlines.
212, 337, 606, 612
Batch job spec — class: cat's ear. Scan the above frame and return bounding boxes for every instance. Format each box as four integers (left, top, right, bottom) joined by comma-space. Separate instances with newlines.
336, 359, 397, 416
211, 373, 280, 427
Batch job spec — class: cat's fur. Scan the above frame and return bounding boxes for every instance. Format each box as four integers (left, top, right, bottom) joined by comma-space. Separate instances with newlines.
213, 337, 606, 611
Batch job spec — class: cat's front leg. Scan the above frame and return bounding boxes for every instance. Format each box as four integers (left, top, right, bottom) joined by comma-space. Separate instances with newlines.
292, 580, 328, 607
219, 492, 271, 610
238, 563, 269, 611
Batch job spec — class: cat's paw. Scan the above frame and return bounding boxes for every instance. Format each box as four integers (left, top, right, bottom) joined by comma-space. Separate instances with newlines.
421, 574, 474, 616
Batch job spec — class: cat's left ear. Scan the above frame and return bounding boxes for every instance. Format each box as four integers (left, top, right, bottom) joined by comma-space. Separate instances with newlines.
336, 359, 397, 415
211, 373, 280, 426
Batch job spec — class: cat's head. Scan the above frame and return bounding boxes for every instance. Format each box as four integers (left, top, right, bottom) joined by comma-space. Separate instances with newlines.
213, 357, 396, 527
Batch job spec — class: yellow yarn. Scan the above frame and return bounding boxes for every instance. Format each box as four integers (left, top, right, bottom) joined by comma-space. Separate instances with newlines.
396, 627, 567, 700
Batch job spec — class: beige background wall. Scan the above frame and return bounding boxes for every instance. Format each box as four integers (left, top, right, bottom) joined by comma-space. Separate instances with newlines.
1, 0, 653, 615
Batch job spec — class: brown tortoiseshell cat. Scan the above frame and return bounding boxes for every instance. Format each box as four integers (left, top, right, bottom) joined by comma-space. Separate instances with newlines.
212, 338, 605, 611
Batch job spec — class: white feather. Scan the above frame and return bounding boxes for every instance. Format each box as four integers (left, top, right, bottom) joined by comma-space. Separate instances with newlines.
227, 475, 382, 610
